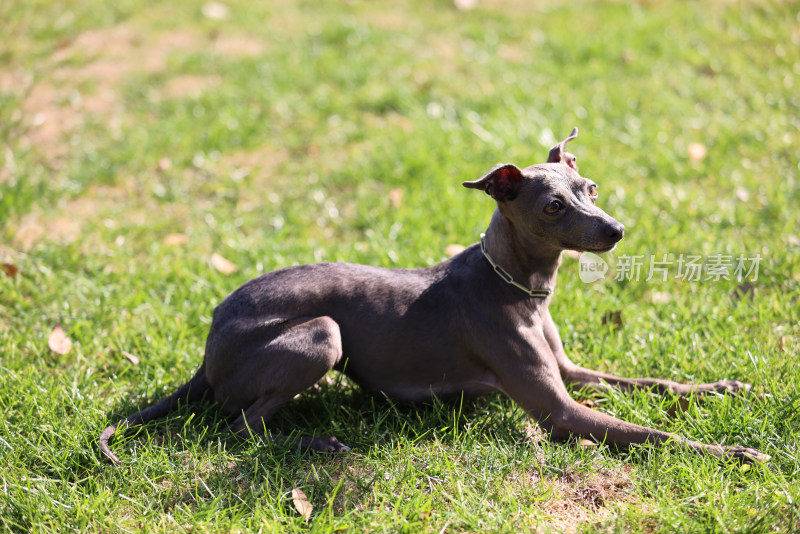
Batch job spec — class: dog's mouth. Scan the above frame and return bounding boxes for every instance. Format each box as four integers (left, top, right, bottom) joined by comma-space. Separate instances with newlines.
584, 243, 619, 254
562, 243, 619, 254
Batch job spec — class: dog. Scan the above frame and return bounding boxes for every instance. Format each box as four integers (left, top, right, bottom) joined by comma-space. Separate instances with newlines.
100, 128, 766, 464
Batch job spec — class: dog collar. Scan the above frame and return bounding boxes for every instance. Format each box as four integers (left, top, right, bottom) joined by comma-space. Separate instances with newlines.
480, 233, 552, 298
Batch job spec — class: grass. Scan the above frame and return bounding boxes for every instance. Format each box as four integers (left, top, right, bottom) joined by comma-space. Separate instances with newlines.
1, 0, 799, 531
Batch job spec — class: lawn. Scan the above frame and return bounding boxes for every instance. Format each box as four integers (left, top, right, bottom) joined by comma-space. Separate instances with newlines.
1, 0, 799, 531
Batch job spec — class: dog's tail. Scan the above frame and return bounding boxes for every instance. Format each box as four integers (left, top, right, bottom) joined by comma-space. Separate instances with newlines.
99, 364, 211, 466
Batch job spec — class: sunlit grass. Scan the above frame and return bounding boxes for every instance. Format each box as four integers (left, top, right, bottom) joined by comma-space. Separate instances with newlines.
1, 0, 798, 531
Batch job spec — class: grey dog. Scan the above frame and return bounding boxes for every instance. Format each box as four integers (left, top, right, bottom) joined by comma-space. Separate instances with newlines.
100, 128, 766, 464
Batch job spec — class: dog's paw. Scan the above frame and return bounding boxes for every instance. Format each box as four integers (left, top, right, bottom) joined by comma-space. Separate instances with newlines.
323, 436, 351, 453
712, 379, 752, 394
718, 445, 770, 463
303, 435, 351, 453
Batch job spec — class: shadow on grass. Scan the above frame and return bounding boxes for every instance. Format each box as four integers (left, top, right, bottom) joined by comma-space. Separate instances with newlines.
99, 373, 535, 465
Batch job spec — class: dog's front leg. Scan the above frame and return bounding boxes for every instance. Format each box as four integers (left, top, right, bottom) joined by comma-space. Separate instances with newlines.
488, 325, 765, 461
542, 310, 749, 396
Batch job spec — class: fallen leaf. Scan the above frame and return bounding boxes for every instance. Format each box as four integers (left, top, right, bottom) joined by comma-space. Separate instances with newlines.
578, 398, 596, 408
601, 310, 623, 328
777, 335, 787, 352
48, 324, 72, 355
735, 187, 750, 202
666, 396, 691, 417
2, 263, 20, 277
202, 1, 229, 20
579, 438, 597, 447
122, 351, 140, 365
454, 0, 478, 10
211, 253, 238, 275
444, 244, 465, 257
389, 188, 403, 208
164, 233, 189, 246
291, 488, 313, 522
688, 142, 707, 162
650, 291, 672, 304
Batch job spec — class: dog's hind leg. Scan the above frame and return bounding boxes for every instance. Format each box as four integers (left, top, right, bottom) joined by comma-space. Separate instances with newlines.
231, 395, 350, 452
209, 316, 350, 452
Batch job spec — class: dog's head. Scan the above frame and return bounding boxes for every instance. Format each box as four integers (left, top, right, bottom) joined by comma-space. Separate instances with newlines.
463, 127, 624, 254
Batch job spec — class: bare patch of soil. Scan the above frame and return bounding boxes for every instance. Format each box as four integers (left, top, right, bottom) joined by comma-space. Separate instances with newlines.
20, 25, 203, 163
544, 466, 636, 533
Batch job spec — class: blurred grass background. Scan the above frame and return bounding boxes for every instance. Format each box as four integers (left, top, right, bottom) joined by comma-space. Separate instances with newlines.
1, 0, 799, 531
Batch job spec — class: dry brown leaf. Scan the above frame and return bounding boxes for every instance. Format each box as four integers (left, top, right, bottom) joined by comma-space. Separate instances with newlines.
211, 253, 238, 275
122, 351, 140, 365
291, 488, 313, 522
578, 398, 596, 408
444, 244, 465, 257
666, 396, 691, 417
164, 233, 189, 246
48, 324, 72, 355
579, 438, 597, 447
777, 335, 787, 352
688, 142, 707, 162
2, 263, 20, 277
389, 188, 403, 208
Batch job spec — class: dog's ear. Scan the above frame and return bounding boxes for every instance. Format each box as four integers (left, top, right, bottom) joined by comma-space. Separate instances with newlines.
547, 127, 579, 171
462, 163, 524, 201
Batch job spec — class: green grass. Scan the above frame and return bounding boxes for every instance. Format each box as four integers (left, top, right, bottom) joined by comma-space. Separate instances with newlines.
1, 0, 799, 531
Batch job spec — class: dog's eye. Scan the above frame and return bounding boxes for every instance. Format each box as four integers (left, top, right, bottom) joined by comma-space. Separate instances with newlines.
588, 185, 598, 204
544, 200, 563, 214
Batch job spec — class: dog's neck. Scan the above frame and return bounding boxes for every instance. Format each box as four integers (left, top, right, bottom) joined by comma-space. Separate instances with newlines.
482, 209, 562, 295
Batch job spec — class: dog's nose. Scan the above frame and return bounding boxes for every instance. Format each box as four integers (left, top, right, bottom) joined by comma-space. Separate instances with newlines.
605, 222, 625, 241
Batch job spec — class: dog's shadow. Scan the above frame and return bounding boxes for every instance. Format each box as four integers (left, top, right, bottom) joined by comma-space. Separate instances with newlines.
111, 372, 532, 464
101, 376, 613, 515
